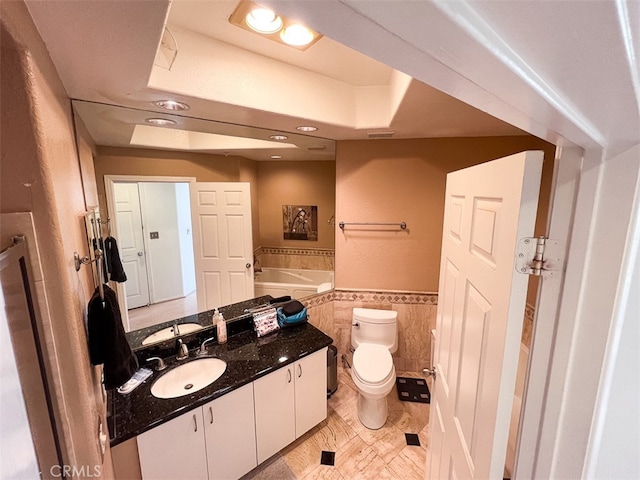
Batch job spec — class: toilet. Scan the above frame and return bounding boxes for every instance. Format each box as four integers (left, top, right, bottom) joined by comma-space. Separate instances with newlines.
350, 307, 398, 429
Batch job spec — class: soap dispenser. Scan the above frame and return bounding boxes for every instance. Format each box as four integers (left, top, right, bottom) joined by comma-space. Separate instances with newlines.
215, 309, 227, 344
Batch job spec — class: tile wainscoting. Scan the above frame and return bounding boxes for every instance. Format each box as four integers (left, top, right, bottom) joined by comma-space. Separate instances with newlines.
303, 290, 537, 374
255, 246, 335, 271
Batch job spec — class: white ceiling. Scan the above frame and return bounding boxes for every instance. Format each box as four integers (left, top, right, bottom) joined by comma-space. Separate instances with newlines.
264, 0, 639, 155
24, 0, 532, 161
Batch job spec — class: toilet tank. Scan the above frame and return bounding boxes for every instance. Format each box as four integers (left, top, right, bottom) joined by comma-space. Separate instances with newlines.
351, 308, 398, 353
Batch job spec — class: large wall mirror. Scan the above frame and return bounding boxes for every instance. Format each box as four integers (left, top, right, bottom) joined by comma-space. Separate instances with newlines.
73, 100, 336, 333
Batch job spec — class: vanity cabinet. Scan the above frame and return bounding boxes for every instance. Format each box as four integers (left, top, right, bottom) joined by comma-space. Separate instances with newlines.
204, 382, 257, 479
137, 383, 256, 480
254, 348, 327, 463
137, 408, 208, 480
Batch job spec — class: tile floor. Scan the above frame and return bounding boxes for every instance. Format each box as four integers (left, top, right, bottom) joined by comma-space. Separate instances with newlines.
127, 292, 197, 331
242, 366, 431, 480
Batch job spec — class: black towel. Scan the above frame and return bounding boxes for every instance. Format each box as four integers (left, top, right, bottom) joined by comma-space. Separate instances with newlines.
104, 236, 127, 283
88, 284, 138, 389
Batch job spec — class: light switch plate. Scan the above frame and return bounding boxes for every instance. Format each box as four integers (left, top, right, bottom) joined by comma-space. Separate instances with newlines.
149, 231, 159, 239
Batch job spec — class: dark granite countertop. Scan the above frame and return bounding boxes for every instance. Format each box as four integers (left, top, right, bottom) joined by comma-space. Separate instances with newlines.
109, 322, 332, 447
125, 295, 274, 351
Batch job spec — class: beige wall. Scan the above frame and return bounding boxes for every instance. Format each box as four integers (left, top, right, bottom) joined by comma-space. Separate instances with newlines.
94, 149, 338, 256
335, 136, 555, 294
1, 1, 113, 477
257, 160, 336, 249
94, 146, 261, 248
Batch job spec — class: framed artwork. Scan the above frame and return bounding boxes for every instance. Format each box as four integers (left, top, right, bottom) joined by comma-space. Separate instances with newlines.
283, 205, 318, 241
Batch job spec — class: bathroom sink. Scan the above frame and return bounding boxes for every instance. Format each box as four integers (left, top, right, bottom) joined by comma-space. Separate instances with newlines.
151, 358, 227, 399
141, 323, 203, 346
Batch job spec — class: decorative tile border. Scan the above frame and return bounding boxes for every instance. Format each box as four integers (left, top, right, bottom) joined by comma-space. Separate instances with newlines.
334, 289, 438, 305
303, 289, 438, 308
302, 290, 336, 308
258, 246, 335, 257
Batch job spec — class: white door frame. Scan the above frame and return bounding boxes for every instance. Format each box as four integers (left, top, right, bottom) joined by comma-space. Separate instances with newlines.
514, 144, 583, 477
104, 175, 196, 330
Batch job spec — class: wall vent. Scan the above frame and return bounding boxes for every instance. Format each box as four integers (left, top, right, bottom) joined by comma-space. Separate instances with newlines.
307, 145, 327, 151
367, 131, 396, 139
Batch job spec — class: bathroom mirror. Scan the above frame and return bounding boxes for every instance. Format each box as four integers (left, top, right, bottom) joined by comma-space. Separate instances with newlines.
73, 100, 336, 336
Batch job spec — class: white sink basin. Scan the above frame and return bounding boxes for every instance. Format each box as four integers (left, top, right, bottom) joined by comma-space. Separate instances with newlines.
151, 358, 227, 399
141, 323, 203, 346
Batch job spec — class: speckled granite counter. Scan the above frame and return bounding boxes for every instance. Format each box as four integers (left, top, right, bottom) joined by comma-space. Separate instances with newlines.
125, 296, 274, 351
109, 322, 333, 446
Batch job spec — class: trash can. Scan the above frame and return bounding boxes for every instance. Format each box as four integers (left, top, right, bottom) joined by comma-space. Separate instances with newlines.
327, 345, 338, 397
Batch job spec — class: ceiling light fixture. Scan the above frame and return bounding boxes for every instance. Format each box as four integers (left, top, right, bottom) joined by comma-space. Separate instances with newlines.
270, 155, 282, 159
296, 125, 318, 132
245, 8, 282, 34
269, 134, 288, 140
280, 24, 314, 47
145, 118, 177, 126
229, 2, 322, 50
153, 100, 190, 111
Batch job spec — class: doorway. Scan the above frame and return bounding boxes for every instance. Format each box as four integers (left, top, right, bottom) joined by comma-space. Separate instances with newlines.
105, 175, 198, 331
113, 180, 196, 313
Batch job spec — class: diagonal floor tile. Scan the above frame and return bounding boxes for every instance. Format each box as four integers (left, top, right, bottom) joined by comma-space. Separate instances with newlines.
335, 436, 388, 480
311, 407, 357, 452
356, 419, 406, 464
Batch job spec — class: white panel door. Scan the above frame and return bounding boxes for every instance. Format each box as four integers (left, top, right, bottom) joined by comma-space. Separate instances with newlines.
114, 183, 150, 309
190, 182, 254, 312
428, 151, 543, 479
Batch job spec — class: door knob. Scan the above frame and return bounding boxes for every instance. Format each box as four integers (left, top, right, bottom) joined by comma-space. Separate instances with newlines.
246, 263, 251, 268
137, 251, 144, 256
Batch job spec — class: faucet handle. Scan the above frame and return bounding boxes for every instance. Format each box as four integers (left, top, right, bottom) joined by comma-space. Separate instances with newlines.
197, 337, 216, 356
147, 356, 167, 371
176, 339, 189, 360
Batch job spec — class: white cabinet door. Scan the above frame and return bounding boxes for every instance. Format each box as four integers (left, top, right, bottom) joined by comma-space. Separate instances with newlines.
253, 365, 296, 464
294, 348, 328, 438
204, 383, 257, 480
138, 410, 208, 480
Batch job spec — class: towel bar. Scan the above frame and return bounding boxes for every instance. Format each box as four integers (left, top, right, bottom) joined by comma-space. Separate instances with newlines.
338, 221, 407, 230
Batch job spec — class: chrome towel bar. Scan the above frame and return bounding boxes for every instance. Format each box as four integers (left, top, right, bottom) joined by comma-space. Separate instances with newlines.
338, 221, 407, 230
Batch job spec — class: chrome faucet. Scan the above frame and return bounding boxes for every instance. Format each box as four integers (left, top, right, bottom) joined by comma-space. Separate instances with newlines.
172, 322, 180, 337
176, 339, 189, 360
147, 356, 167, 371
197, 337, 216, 356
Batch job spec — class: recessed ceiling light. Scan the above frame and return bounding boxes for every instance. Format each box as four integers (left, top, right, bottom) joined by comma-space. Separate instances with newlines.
269, 134, 288, 140
280, 24, 314, 46
246, 8, 283, 34
153, 100, 190, 111
229, 1, 322, 51
145, 118, 177, 126
270, 155, 282, 159
297, 125, 318, 132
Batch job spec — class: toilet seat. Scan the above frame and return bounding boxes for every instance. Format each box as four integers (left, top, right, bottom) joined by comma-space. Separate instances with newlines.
352, 343, 394, 385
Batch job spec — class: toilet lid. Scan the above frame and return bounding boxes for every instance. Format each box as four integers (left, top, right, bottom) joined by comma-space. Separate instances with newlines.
353, 344, 393, 384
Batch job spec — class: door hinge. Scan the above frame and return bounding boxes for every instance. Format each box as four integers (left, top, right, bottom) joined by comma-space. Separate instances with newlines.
515, 236, 561, 277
